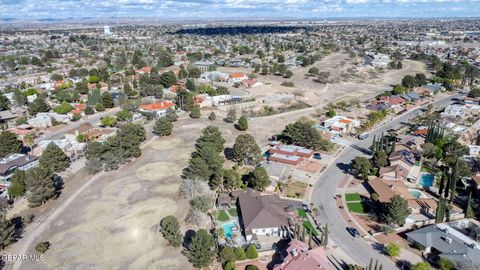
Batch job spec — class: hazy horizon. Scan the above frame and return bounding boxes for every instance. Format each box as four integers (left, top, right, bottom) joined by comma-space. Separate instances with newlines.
1, 0, 480, 21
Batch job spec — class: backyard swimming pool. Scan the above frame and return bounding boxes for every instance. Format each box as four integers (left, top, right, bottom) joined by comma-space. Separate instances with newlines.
419, 173, 435, 187
410, 190, 422, 199
222, 221, 238, 239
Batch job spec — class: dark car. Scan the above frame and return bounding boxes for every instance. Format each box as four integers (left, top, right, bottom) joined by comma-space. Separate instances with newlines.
313, 153, 321, 160
346, 227, 360, 237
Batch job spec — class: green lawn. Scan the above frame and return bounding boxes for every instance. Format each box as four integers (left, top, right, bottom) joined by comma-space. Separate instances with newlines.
297, 208, 307, 218
303, 220, 318, 236
228, 208, 238, 217
217, 210, 229, 222
347, 202, 369, 214
345, 193, 362, 202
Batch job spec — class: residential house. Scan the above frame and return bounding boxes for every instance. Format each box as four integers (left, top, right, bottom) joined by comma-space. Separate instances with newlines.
441, 104, 465, 118
33, 139, 85, 160
28, 113, 70, 128
138, 101, 176, 117
135, 66, 152, 75
64, 123, 116, 143
379, 165, 409, 181
236, 189, 296, 245
0, 153, 39, 181
406, 219, 480, 268
268, 144, 314, 166
389, 149, 421, 182
228, 72, 249, 83
364, 52, 391, 68
273, 240, 334, 270
323, 115, 361, 136
367, 177, 437, 216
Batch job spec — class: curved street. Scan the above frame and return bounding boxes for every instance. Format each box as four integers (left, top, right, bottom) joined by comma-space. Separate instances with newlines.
311, 93, 463, 269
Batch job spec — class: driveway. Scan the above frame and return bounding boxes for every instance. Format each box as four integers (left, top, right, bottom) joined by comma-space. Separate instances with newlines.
311, 93, 462, 269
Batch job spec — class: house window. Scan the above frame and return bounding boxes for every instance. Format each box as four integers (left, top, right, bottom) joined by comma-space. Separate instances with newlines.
262, 229, 265, 233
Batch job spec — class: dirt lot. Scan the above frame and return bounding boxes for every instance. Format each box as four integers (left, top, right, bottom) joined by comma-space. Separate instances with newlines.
14, 117, 246, 270
218, 52, 427, 107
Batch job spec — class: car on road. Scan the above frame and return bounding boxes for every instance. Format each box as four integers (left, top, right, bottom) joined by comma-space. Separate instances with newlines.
358, 132, 368, 140
346, 227, 360, 237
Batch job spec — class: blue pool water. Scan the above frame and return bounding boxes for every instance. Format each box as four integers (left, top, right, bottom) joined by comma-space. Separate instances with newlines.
222, 221, 238, 239
419, 174, 435, 187
410, 190, 421, 199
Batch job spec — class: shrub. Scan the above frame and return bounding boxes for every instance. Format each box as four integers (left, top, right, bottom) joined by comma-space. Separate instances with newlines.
84, 106, 95, 115
385, 243, 401, 257
95, 103, 105, 112
224, 261, 236, 270
208, 112, 216, 121
35, 241, 50, 253
190, 105, 201, 118
246, 265, 259, 270
153, 117, 173, 136
245, 245, 258, 259
234, 247, 246, 260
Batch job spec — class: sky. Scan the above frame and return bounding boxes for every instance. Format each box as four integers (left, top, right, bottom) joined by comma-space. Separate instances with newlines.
0, 0, 480, 20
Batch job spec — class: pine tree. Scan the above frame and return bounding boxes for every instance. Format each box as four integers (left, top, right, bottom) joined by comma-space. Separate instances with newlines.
153, 117, 173, 136
159, 215, 182, 247
237, 115, 248, 131
25, 167, 56, 208
234, 246, 246, 260
0, 214, 14, 249
368, 258, 373, 270
371, 135, 377, 156
39, 142, 71, 173
322, 224, 329, 247
101, 92, 114, 108
0, 131, 24, 158
245, 245, 258, 259
186, 229, 215, 268
8, 169, 26, 198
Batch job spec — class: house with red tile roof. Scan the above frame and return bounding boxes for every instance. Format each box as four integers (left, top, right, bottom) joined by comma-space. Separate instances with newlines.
228, 72, 248, 83
135, 66, 152, 75
138, 101, 176, 117
273, 240, 334, 270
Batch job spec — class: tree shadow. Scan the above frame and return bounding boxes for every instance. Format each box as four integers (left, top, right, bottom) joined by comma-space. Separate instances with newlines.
336, 162, 351, 174
224, 147, 234, 161
54, 175, 64, 197
351, 144, 371, 155
10, 216, 25, 241
371, 242, 386, 255
183, 229, 196, 249
396, 259, 412, 270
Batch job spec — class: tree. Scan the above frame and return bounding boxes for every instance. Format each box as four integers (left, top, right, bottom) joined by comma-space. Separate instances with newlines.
373, 150, 388, 168
415, 73, 428, 86
13, 90, 28, 106
28, 97, 51, 116
385, 243, 401, 257
284, 70, 293, 78
280, 120, 333, 151
223, 169, 241, 190
53, 101, 74, 114
159, 215, 182, 247
160, 71, 177, 87
248, 167, 270, 191
392, 85, 406, 95
186, 229, 216, 268
245, 245, 258, 259
224, 261, 236, 270
237, 115, 248, 131
308, 67, 319, 76
0, 95, 11, 111
225, 108, 237, 123
153, 117, 173, 136
101, 92, 114, 108
84, 106, 95, 115
101, 116, 117, 127
8, 169, 26, 198
351, 157, 372, 181
465, 192, 474, 218
39, 142, 71, 173
232, 134, 261, 166
116, 110, 133, 122
190, 195, 213, 213
411, 262, 431, 270
165, 108, 178, 122
382, 195, 410, 226
189, 105, 201, 119
438, 257, 455, 270
402, 75, 417, 88
95, 103, 105, 112
25, 167, 56, 207
0, 131, 23, 158
0, 214, 14, 249
208, 112, 216, 121
326, 109, 336, 117
234, 246, 247, 260
220, 246, 236, 263
246, 266, 259, 270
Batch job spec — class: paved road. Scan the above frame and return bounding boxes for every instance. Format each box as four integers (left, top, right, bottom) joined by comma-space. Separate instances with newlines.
311, 93, 463, 269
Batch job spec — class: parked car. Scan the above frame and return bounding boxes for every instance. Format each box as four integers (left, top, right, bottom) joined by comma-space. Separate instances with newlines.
313, 153, 321, 160
346, 227, 360, 237
358, 132, 368, 140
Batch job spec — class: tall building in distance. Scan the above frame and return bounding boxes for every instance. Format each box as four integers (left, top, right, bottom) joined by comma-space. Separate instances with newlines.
103, 25, 111, 35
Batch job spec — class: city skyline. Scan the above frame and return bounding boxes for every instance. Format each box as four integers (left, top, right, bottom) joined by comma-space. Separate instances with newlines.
1, 0, 480, 21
